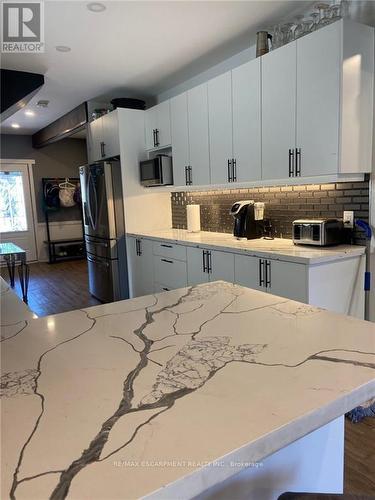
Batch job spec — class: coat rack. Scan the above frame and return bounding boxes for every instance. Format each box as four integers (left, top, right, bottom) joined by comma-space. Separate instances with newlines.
42, 177, 85, 264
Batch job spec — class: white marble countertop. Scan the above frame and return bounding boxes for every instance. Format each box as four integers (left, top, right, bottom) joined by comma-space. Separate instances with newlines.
127, 229, 365, 265
1, 282, 374, 499
0, 276, 36, 342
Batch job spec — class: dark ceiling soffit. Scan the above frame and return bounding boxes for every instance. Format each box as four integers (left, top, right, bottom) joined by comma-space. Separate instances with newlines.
0, 69, 44, 122
32, 102, 88, 148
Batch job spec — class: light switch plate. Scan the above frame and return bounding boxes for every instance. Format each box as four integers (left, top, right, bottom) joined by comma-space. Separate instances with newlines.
343, 210, 354, 228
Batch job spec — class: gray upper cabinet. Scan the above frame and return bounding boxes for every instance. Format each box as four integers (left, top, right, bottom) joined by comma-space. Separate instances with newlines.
170, 92, 190, 187
87, 110, 120, 164
262, 19, 374, 181
145, 101, 171, 150
170, 20, 373, 188
261, 41, 297, 181
208, 71, 233, 185
187, 83, 211, 186
232, 58, 261, 182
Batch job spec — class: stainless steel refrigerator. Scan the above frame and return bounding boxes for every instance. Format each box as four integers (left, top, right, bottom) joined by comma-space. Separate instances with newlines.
79, 158, 129, 302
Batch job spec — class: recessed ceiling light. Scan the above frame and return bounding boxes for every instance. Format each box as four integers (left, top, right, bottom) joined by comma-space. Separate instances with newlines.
11, 123, 20, 128
24, 110, 35, 117
37, 100, 49, 107
55, 45, 71, 52
87, 2, 106, 12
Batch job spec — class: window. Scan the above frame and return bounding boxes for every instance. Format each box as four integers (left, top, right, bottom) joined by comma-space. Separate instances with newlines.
0, 171, 28, 232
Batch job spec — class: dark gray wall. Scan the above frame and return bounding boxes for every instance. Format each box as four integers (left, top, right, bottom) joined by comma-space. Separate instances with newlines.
171, 181, 370, 245
0, 134, 87, 222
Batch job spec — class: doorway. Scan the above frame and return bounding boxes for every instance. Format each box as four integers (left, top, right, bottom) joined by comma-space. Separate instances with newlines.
0, 160, 37, 262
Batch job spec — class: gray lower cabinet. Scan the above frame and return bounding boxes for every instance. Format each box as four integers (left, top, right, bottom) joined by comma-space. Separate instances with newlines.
127, 236, 364, 319
127, 237, 154, 298
234, 253, 308, 302
187, 247, 235, 286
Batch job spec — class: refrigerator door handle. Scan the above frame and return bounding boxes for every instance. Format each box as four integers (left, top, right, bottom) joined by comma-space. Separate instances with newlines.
88, 170, 99, 230
86, 171, 95, 229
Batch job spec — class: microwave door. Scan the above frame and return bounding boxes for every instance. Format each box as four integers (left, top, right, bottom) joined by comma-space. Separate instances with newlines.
141, 158, 161, 185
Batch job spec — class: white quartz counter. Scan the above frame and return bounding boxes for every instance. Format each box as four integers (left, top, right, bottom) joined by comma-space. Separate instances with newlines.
127, 229, 365, 265
0, 276, 36, 342
1, 282, 374, 499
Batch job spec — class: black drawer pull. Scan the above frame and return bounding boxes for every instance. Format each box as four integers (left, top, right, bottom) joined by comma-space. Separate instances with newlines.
259, 259, 265, 287
161, 258, 173, 264
160, 244, 173, 248
288, 149, 294, 177
162, 287, 170, 291
265, 260, 271, 287
202, 250, 207, 273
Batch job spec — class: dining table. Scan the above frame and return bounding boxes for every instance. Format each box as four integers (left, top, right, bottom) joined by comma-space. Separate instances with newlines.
0, 242, 30, 303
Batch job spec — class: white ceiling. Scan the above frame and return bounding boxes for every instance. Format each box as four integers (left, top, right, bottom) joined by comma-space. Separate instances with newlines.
2, 0, 374, 136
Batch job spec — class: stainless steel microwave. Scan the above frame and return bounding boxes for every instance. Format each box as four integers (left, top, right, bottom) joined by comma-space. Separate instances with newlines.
140, 155, 173, 187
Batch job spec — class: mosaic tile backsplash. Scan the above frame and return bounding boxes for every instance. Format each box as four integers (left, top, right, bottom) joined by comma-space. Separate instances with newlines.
171, 181, 370, 244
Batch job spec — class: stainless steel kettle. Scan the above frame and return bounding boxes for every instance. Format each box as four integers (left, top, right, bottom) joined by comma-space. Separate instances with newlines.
256, 31, 272, 57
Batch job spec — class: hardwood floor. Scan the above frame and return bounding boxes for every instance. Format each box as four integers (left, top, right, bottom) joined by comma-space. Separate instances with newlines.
1, 259, 100, 317
1, 260, 374, 496
344, 417, 375, 496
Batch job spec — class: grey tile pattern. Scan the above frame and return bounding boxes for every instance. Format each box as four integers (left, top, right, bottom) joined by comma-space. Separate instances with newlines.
171, 181, 369, 244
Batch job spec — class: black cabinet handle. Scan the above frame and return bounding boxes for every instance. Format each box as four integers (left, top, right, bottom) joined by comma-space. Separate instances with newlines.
188, 166, 192, 185
152, 129, 156, 147
259, 259, 265, 287
160, 244, 173, 248
207, 251, 212, 274
136, 239, 141, 256
265, 260, 271, 288
161, 258, 173, 264
232, 158, 237, 182
288, 149, 295, 177
162, 287, 170, 291
295, 148, 301, 177
227, 159, 232, 182
202, 250, 207, 273
185, 166, 189, 185
155, 129, 160, 147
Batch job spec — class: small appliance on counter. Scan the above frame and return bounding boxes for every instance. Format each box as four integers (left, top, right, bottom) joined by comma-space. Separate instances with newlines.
230, 200, 272, 240
292, 218, 345, 246
139, 155, 173, 187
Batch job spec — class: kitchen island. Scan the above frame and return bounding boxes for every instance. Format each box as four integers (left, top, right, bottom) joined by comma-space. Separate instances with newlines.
1, 282, 375, 499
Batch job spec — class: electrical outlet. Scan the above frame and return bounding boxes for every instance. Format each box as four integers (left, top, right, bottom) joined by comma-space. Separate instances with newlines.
343, 210, 354, 228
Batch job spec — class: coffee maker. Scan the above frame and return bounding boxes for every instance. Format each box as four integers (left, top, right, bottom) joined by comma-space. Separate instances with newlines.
230, 200, 268, 240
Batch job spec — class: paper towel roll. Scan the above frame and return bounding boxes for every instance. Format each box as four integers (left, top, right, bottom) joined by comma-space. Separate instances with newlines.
187, 205, 201, 233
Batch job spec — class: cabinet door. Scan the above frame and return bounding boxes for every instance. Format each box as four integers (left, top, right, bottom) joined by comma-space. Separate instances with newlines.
232, 59, 261, 182
128, 238, 154, 297
157, 100, 172, 148
262, 42, 297, 180
209, 250, 234, 283
145, 106, 158, 150
234, 254, 264, 292
208, 72, 233, 185
171, 93, 190, 186
139, 238, 154, 296
187, 83, 210, 186
187, 247, 209, 286
87, 118, 103, 163
127, 237, 143, 298
101, 111, 120, 159
296, 22, 340, 177
266, 259, 307, 302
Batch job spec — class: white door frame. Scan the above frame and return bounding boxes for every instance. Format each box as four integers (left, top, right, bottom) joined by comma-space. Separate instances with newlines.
0, 159, 38, 262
